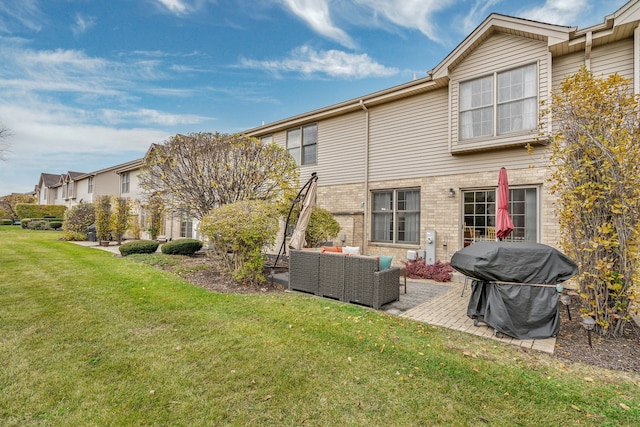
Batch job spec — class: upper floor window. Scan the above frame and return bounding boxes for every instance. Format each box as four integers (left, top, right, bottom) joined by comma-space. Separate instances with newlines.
62, 183, 68, 199
261, 135, 273, 144
460, 63, 537, 140
88, 176, 93, 193
287, 124, 317, 165
121, 172, 130, 194
371, 189, 420, 244
68, 181, 74, 199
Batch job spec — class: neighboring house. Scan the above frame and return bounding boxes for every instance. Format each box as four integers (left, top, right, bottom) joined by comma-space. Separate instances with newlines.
243, 1, 640, 264
34, 173, 63, 205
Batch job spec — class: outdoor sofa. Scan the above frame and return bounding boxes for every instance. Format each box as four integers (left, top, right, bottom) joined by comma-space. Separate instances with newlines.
289, 249, 401, 309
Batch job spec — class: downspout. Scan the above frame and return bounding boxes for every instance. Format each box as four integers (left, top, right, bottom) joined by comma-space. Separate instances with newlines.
635, 25, 640, 95
360, 99, 369, 256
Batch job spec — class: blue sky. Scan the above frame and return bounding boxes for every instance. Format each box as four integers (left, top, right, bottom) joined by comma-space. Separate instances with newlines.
0, 0, 628, 196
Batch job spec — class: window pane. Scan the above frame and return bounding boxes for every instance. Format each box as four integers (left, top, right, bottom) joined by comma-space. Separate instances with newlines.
302, 144, 316, 164
372, 192, 392, 211
302, 124, 317, 146
287, 129, 300, 149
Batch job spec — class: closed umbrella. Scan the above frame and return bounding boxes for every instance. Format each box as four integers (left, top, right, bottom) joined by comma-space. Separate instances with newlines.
496, 167, 514, 240
288, 175, 318, 250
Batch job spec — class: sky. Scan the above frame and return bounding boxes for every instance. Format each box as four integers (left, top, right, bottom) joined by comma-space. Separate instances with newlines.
0, 0, 629, 196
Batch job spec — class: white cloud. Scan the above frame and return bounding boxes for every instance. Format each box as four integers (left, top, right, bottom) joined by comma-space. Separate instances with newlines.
518, 0, 590, 26
0, 0, 43, 33
156, 0, 189, 15
355, 0, 457, 42
280, 0, 356, 48
99, 108, 211, 126
72, 13, 96, 36
460, 0, 502, 34
240, 45, 398, 78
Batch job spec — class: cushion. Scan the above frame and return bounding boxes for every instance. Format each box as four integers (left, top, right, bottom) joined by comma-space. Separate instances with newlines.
378, 255, 393, 270
321, 246, 342, 253
342, 246, 360, 255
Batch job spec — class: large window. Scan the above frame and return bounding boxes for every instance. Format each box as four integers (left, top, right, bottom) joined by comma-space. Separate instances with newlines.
460, 64, 537, 140
121, 172, 130, 194
180, 218, 193, 238
88, 176, 93, 193
463, 187, 538, 246
287, 124, 317, 165
371, 189, 420, 244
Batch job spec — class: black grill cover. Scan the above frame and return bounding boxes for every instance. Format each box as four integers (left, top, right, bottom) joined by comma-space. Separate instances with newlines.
451, 242, 578, 340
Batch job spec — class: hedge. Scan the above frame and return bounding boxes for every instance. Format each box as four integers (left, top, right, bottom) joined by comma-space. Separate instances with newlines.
21, 218, 64, 229
119, 240, 160, 256
16, 204, 66, 220
0, 219, 13, 225
160, 239, 203, 256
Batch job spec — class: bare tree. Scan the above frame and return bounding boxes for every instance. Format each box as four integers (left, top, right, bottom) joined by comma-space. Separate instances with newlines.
139, 132, 299, 220
0, 124, 11, 161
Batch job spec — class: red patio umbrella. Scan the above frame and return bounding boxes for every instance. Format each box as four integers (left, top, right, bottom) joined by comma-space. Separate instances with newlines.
496, 167, 514, 240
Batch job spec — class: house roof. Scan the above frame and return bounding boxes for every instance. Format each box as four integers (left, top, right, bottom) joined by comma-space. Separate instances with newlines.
38, 173, 62, 188
244, 0, 639, 136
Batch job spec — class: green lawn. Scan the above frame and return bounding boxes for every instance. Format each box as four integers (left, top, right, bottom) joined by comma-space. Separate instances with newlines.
1, 226, 639, 426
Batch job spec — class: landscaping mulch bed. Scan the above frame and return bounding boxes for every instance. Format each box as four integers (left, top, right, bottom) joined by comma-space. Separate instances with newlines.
554, 300, 640, 373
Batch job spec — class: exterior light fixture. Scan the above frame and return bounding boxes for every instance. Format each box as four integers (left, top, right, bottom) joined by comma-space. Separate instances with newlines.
560, 294, 571, 321
448, 188, 456, 198
581, 316, 596, 348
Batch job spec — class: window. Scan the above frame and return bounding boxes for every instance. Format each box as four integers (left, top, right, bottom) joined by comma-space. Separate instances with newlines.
121, 172, 130, 194
463, 187, 538, 246
371, 189, 420, 244
88, 176, 93, 193
180, 218, 193, 238
261, 135, 273, 144
287, 123, 317, 165
68, 181, 74, 199
460, 64, 537, 140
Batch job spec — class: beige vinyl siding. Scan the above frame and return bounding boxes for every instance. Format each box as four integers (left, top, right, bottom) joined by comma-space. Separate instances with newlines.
552, 51, 584, 87
368, 88, 448, 182
449, 33, 549, 152
315, 112, 366, 185
591, 38, 634, 80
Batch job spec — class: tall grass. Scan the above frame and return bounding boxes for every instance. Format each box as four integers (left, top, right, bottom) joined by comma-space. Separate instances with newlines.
1, 226, 639, 426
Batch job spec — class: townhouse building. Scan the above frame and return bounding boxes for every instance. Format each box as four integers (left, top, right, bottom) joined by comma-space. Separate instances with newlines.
244, 0, 640, 264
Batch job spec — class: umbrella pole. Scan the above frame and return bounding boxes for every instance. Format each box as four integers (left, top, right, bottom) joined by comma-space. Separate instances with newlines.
271, 173, 317, 271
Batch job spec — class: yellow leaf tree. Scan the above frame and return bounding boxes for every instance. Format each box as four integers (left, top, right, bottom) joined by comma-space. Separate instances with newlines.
545, 67, 640, 336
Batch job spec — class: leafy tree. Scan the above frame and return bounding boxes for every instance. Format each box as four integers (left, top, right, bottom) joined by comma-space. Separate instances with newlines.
139, 132, 299, 220
0, 194, 36, 220
94, 195, 113, 242
290, 206, 341, 248
544, 66, 640, 337
200, 200, 279, 284
144, 194, 165, 240
113, 197, 131, 244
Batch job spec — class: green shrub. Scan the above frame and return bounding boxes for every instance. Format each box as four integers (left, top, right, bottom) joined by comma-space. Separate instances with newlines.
21, 218, 33, 229
0, 219, 12, 225
63, 203, 95, 239
200, 200, 279, 285
27, 220, 50, 230
160, 239, 203, 256
49, 221, 63, 230
119, 240, 160, 256
63, 231, 87, 241
16, 204, 66, 220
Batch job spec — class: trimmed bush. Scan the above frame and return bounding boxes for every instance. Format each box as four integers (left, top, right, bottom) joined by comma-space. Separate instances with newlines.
161, 239, 203, 256
0, 219, 12, 225
63, 231, 87, 241
27, 220, 50, 230
49, 221, 63, 230
119, 240, 160, 256
16, 204, 66, 220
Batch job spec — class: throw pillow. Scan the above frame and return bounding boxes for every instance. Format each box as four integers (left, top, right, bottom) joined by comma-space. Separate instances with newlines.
321, 246, 342, 253
379, 255, 393, 270
342, 246, 360, 255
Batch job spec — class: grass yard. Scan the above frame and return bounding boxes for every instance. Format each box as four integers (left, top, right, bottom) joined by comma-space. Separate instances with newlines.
1, 226, 639, 426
